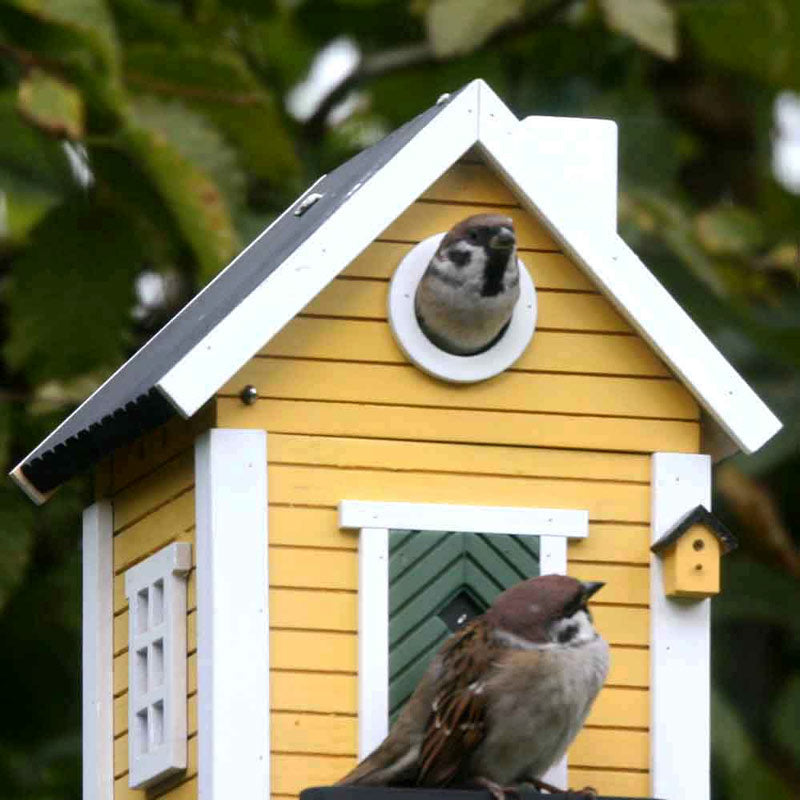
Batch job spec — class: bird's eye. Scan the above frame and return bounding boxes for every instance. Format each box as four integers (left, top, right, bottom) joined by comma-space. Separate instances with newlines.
468, 230, 479, 243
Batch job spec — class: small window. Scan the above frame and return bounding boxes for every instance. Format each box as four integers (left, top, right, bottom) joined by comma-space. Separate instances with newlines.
124, 542, 192, 789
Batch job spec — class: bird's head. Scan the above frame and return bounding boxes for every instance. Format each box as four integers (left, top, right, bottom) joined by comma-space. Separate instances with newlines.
487, 575, 604, 647
432, 213, 517, 294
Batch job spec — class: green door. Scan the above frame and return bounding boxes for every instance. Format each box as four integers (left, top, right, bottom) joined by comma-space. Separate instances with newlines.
388, 530, 540, 723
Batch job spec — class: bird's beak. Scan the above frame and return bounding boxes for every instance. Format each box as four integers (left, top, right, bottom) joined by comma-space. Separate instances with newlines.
580, 581, 605, 601
489, 228, 515, 250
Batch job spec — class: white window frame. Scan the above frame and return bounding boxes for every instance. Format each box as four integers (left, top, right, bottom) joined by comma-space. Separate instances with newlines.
339, 500, 588, 788
124, 542, 192, 789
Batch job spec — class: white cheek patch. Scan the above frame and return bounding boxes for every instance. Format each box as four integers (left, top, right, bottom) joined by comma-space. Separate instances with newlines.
550, 609, 597, 646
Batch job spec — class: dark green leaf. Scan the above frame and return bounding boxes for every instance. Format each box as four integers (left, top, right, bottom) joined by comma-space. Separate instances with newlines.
17, 70, 85, 140
124, 46, 299, 182
4, 200, 145, 382
124, 97, 239, 282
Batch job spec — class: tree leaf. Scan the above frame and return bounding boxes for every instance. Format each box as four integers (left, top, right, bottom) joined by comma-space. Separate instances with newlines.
123, 45, 299, 182
2, 0, 125, 128
685, 0, 800, 90
599, 0, 678, 60
425, 0, 524, 57
4, 201, 145, 382
0, 92, 74, 194
0, 486, 34, 614
17, 70, 85, 140
696, 205, 766, 257
124, 98, 239, 283
712, 688, 795, 800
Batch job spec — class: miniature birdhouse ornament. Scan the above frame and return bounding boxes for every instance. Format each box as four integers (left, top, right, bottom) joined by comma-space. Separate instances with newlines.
651, 505, 737, 598
10, 80, 784, 800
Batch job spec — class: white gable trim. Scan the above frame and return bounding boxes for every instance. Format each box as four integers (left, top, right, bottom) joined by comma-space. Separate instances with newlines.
650, 453, 711, 800
157, 83, 482, 418
476, 82, 780, 453
155, 79, 778, 454
342, 500, 587, 789
195, 429, 269, 800
82, 500, 114, 800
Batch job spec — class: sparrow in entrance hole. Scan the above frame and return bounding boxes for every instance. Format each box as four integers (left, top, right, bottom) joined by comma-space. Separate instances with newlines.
414, 213, 520, 355
337, 575, 608, 798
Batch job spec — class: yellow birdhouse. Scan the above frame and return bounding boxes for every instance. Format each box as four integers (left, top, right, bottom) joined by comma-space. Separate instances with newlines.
8, 80, 781, 800
651, 505, 737, 598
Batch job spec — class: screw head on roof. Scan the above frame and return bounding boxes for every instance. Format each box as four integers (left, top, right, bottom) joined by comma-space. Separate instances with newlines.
239, 385, 258, 406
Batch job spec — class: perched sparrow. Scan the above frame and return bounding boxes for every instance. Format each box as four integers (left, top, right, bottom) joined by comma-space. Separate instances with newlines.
337, 575, 608, 797
415, 213, 520, 355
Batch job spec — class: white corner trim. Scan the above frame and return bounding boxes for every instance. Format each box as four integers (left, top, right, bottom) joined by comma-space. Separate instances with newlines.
195, 429, 269, 800
82, 500, 114, 800
157, 82, 482, 419
387, 234, 537, 383
650, 453, 712, 800
474, 79, 780, 454
340, 501, 588, 538
344, 500, 582, 778
357, 527, 389, 759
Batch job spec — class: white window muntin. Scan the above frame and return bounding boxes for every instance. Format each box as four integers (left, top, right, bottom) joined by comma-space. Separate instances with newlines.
124, 542, 192, 789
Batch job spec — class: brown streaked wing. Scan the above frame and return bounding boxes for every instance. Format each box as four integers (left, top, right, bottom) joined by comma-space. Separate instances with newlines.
418, 618, 500, 786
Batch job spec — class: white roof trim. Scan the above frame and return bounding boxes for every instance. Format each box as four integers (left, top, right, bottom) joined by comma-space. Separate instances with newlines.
475, 82, 780, 453
154, 79, 779, 454
156, 82, 482, 418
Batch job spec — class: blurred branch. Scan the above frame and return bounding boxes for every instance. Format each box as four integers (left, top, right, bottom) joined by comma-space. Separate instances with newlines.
302, 0, 579, 139
717, 463, 800, 579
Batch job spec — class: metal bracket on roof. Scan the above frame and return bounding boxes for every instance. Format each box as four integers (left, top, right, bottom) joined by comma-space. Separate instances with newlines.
294, 192, 324, 216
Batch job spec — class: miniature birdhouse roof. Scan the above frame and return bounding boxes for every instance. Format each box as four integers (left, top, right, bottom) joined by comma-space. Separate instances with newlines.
651, 504, 738, 555
10, 79, 781, 504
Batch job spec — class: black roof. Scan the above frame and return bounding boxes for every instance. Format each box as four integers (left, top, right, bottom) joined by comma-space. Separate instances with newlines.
15, 89, 461, 497
651, 504, 738, 555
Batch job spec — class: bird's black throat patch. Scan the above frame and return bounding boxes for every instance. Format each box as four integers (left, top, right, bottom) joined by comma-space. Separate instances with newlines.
480, 249, 510, 297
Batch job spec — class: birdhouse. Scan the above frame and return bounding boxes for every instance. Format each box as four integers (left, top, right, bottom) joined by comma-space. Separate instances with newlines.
651, 505, 737, 598
10, 80, 780, 800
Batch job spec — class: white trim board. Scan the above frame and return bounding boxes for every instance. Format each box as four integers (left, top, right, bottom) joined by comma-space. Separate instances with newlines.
157, 85, 480, 418
650, 453, 712, 800
195, 429, 269, 800
82, 501, 114, 800
343, 500, 586, 788
151, 79, 778, 456
476, 83, 780, 453
340, 501, 588, 537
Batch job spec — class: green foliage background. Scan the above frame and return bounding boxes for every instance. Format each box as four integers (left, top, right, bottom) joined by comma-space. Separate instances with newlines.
2, 0, 800, 797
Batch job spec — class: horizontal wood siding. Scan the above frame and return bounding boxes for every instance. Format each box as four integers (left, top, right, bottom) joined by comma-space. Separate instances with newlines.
216, 161, 699, 798
103, 423, 199, 800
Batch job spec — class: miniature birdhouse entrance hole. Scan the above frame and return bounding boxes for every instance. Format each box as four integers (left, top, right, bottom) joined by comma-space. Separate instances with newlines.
388, 530, 540, 723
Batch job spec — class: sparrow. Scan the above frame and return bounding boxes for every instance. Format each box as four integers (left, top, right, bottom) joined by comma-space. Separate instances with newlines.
415, 213, 520, 355
337, 575, 609, 797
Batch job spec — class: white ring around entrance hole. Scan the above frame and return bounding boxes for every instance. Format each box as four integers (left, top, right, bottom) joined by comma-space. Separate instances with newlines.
387, 233, 537, 383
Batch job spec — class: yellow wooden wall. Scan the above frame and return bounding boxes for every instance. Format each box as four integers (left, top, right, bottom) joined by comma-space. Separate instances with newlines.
98, 413, 206, 800
214, 160, 702, 799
